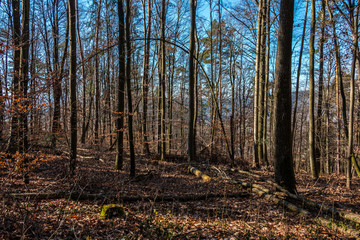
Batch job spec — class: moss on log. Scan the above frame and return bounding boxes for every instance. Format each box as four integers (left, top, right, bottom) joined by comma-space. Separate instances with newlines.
100, 204, 125, 220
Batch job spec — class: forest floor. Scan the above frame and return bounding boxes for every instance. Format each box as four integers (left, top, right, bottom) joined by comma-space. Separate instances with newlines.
1, 146, 360, 239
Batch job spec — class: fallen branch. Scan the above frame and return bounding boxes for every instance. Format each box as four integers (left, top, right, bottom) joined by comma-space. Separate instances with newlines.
188, 166, 211, 182
208, 167, 360, 238
229, 168, 360, 224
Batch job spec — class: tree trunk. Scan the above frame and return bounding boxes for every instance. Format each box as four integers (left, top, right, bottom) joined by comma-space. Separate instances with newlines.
188, 0, 197, 163
51, 0, 60, 148
253, 0, 262, 168
68, 0, 77, 175
315, 0, 325, 174
326, 0, 346, 174
258, 0, 267, 167
141, 0, 151, 155
273, 0, 296, 194
19, 0, 30, 183
94, 0, 102, 146
115, 0, 126, 170
346, 2, 359, 189
309, 0, 318, 179
160, 0, 166, 161
77, 0, 87, 145
126, 0, 136, 177
7, 0, 21, 153
292, 0, 308, 145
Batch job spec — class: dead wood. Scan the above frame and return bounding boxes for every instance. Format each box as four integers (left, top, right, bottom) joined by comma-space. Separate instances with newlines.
199, 166, 360, 238
229, 168, 360, 225
188, 166, 211, 182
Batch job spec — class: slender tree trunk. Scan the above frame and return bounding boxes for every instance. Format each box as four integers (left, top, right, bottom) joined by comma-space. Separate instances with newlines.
68, 0, 77, 175
160, 0, 166, 161
142, 0, 151, 155
217, 0, 222, 116
76, 0, 88, 145
19, 0, 30, 183
258, 0, 267, 167
51, 0, 60, 148
263, 0, 271, 166
274, 0, 296, 194
292, 0, 308, 145
325, 74, 330, 174
94, 0, 102, 146
115, 0, 125, 170
326, 0, 346, 173
230, 42, 235, 163
316, 0, 325, 173
188, 0, 197, 163
309, 0, 318, 179
346, 2, 359, 188
253, 0, 263, 168
7, 0, 21, 153
105, 2, 112, 147
209, 0, 215, 157
126, 0, 135, 176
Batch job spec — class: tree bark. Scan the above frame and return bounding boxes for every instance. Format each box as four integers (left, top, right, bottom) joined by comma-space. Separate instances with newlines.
141, 0, 152, 155
126, 0, 136, 177
273, 0, 296, 193
159, 0, 166, 161
7, 0, 21, 153
68, 0, 77, 175
94, 0, 102, 146
292, 0, 308, 146
188, 0, 197, 163
115, 0, 126, 170
309, 0, 318, 179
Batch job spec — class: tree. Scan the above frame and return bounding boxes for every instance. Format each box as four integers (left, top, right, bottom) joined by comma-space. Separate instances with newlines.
7, 0, 21, 153
188, 0, 197, 163
115, 0, 125, 170
69, 0, 77, 174
309, 0, 318, 179
94, 0, 102, 146
126, 0, 136, 177
315, 0, 325, 174
274, 0, 296, 193
292, 0, 309, 146
19, 0, 30, 154
159, 0, 166, 161
141, 0, 152, 156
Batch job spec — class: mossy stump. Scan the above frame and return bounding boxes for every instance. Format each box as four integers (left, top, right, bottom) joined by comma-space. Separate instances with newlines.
100, 204, 125, 220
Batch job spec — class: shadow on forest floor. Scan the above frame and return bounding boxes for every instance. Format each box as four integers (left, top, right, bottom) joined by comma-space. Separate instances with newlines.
1, 146, 359, 239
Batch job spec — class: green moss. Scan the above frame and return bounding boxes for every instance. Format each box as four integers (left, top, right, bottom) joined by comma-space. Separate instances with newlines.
100, 204, 125, 220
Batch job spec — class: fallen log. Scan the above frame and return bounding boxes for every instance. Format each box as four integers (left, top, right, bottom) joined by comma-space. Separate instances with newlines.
229, 168, 360, 224
208, 167, 360, 238
188, 166, 211, 182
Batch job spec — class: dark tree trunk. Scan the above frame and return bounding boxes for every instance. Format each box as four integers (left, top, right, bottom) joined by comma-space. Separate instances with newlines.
188, 0, 197, 163
68, 0, 77, 175
274, 0, 296, 194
